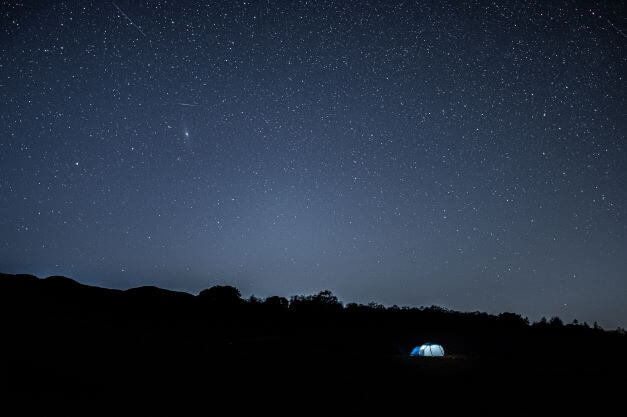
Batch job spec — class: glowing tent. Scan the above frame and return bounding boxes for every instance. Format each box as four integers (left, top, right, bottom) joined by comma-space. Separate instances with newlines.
410, 343, 445, 357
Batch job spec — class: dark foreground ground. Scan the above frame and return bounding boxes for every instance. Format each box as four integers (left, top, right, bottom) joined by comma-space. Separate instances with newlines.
1, 273, 625, 414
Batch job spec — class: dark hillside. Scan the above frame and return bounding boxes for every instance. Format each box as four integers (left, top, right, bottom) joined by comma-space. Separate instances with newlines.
1, 272, 624, 413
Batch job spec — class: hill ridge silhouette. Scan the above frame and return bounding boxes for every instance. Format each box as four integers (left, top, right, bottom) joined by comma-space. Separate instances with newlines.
0, 272, 620, 330
1, 271, 625, 412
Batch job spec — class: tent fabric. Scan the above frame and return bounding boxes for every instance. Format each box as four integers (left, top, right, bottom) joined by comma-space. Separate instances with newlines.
410, 343, 445, 357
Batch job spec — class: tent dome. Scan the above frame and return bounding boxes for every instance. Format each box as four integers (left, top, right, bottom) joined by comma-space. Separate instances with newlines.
410, 343, 445, 357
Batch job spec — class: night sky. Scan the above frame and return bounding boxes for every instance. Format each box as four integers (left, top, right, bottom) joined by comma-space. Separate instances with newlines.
1, 0, 626, 328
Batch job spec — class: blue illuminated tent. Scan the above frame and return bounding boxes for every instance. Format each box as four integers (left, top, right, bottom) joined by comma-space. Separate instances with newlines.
410, 343, 445, 357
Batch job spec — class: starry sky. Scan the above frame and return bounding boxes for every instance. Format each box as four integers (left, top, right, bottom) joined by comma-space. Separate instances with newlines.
1, 0, 626, 328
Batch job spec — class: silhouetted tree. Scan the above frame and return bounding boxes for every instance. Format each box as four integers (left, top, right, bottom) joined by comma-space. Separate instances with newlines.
312, 290, 341, 308
549, 317, 563, 327
498, 312, 529, 327
198, 285, 242, 307
248, 295, 263, 304
289, 290, 343, 312
264, 295, 288, 309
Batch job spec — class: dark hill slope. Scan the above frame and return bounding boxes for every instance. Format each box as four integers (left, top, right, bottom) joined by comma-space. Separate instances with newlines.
0, 272, 625, 413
